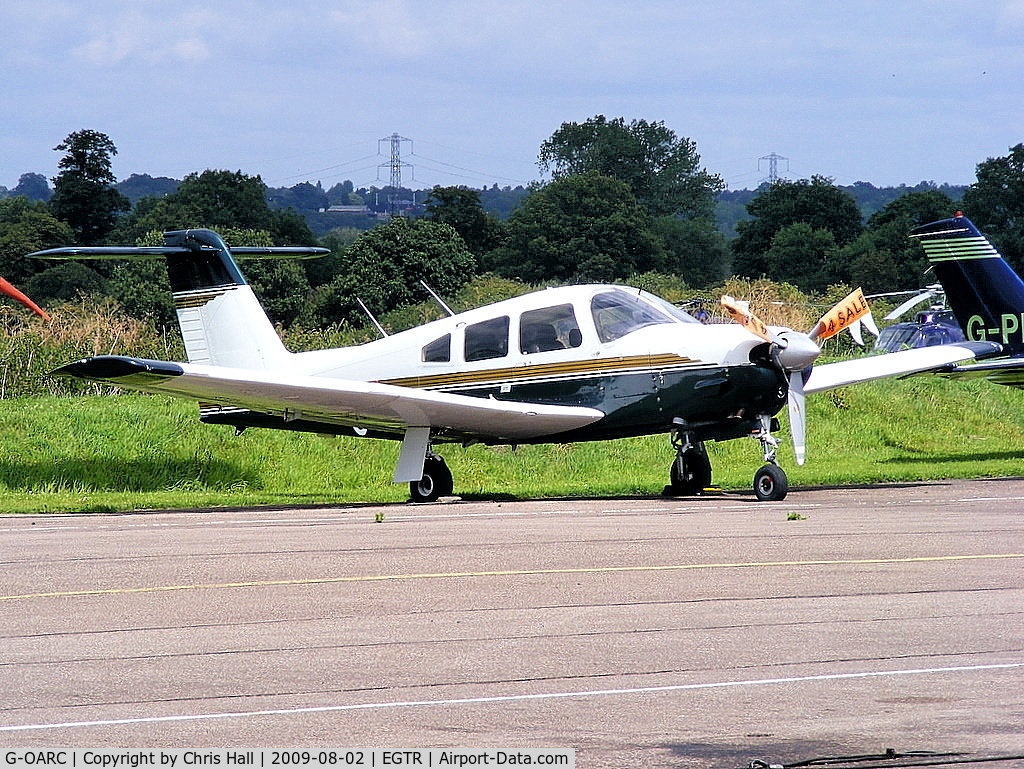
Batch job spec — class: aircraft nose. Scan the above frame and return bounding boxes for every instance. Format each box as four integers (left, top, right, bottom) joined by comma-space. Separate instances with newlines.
774, 331, 821, 371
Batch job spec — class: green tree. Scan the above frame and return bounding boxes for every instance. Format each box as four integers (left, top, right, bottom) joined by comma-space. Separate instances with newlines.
732, 176, 863, 281
313, 218, 477, 326
650, 216, 729, 288
106, 261, 177, 328
25, 262, 107, 303
538, 115, 723, 219
486, 173, 663, 284
838, 189, 957, 293
424, 186, 504, 255
961, 143, 1024, 272
764, 222, 838, 293
131, 170, 272, 233
117, 173, 179, 204
49, 129, 130, 245
123, 169, 316, 247
0, 197, 74, 283
865, 188, 957, 230
266, 181, 328, 212
12, 173, 52, 202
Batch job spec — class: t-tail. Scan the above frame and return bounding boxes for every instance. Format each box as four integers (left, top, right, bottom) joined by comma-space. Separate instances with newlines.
910, 214, 1024, 356
31, 228, 328, 370
163, 229, 290, 369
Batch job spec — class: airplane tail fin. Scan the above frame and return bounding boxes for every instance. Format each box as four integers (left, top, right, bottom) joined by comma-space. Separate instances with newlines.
162, 229, 292, 368
31, 228, 327, 369
910, 214, 1024, 355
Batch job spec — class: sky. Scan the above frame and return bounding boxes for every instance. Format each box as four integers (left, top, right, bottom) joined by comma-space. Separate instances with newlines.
2, 0, 1023, 194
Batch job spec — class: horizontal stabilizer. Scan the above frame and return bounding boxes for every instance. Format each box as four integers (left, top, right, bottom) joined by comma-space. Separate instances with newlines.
30, 245, 328, 260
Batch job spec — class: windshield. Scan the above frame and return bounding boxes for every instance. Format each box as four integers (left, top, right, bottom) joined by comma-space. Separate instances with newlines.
641, 292, 703, 325
591, 289, 690, 342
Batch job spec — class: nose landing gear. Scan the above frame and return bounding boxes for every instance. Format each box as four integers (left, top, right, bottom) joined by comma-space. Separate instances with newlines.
751, 415, 788, 501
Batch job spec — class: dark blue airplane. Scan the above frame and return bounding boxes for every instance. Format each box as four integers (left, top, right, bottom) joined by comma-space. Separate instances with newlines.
911, 213, 1024, 386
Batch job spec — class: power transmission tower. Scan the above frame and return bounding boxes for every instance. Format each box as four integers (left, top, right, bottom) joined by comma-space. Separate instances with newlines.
379, 133, 413, 214
759, 152, 789, 184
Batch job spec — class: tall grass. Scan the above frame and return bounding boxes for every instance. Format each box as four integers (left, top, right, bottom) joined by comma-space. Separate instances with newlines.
0, 299, 183, 398
2, 374, 1024, 514
2, 291, 1023, 514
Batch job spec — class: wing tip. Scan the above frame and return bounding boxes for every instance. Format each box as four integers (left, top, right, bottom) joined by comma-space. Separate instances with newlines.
54, 355, 184, 381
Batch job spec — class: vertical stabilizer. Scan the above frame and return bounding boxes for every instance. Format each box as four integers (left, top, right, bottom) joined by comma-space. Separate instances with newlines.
910, 215, 1024, 356
163, 229, 292, 369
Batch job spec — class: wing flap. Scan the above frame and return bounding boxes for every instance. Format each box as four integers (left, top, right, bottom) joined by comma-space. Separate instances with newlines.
55, 356, 605, 441
803, 342, 1001, 394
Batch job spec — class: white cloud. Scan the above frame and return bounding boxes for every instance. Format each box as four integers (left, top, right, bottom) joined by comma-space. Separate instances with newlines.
70, 9, 213, 66
2, 0, 1022, 189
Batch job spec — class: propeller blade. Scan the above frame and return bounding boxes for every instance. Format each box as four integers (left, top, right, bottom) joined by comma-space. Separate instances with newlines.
788, 371, 807, 465
861, 310, 880, 338
809, 287, 871, 342
0, 277, 49, 320
721, 295, 776, 344
847, 319, 865, 347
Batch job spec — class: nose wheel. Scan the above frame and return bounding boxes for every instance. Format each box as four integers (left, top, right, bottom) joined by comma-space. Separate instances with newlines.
753, 463, 788, 501
751, 415, 788, 501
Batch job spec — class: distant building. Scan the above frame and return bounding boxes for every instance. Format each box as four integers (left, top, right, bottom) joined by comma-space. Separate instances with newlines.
324, 204, 373, 215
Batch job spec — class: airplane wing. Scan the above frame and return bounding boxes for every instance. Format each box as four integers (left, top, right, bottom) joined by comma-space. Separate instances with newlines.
803, 341, 1001, 394
930, 357, 1024, 388
54, 355, 606, 441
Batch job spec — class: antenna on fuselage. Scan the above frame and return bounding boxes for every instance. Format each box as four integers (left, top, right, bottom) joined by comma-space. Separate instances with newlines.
356, 297, 389, 338
420, 280, 455, 317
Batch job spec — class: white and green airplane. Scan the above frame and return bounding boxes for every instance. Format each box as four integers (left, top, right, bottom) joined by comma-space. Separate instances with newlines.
32, 228, 999, 502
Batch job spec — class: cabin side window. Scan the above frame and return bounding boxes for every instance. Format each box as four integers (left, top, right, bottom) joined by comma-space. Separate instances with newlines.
520, 304, 583, 354
422, 334, 451, 363
464, 316, 509, 362
591, 290, 675, 343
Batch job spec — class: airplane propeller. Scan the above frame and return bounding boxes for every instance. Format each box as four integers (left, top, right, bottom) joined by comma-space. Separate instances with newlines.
722, 288, 872, 465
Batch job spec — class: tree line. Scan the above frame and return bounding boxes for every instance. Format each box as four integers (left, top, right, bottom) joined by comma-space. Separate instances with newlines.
2, 121, 1023, 336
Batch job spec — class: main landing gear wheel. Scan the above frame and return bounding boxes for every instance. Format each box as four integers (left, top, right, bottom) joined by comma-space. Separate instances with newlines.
409, 453, 454, 503
753, 464, 788, 502
666, 444, 712, 496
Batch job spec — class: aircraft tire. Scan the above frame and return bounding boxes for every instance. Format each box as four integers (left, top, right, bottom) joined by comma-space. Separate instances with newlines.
666, 446, 712, 496
753, 464, 788, 502
409, 455, 454, 503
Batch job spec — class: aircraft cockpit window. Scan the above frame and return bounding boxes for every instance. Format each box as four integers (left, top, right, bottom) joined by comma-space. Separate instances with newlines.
591, 291, 676, 343
422, 334, 451, 363
464, 316, 509, 362
520, 304, 582, 354
643, 293, 703, 324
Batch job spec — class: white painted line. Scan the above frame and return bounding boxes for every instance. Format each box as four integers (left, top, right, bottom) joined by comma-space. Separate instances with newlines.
3, 662, 1020, 733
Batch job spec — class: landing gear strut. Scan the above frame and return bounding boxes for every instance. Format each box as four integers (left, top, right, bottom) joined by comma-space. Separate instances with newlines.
409, 451, 453, 503
664, 428, 712, 496
752, 415, 788, 501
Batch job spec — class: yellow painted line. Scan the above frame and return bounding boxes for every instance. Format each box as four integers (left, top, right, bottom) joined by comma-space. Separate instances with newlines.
3, 553, 1022, 603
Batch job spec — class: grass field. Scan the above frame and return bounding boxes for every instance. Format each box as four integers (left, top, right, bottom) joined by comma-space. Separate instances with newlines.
2, 371, 1024, 514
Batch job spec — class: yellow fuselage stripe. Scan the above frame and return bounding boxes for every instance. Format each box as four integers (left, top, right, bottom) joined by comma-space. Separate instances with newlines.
382, 353, 701, 390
